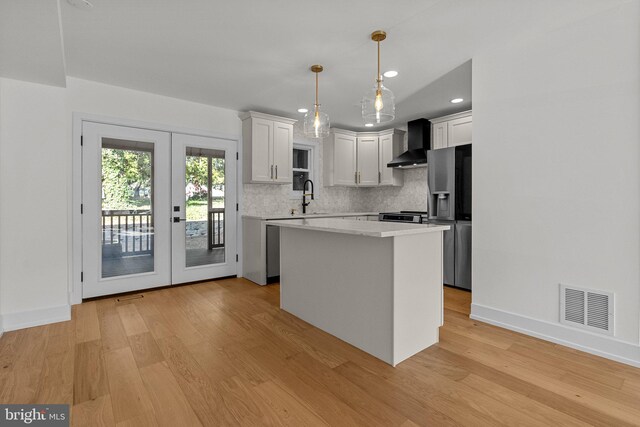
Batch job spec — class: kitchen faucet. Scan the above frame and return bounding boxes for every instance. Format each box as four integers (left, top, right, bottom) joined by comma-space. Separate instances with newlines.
302, 179, 314, 214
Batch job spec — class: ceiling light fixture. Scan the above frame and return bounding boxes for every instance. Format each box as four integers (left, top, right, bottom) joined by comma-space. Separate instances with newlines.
383, 70, 398, 78
297, 108, 308, 113
66, 0, 94, 9
303, 65, 330, 139
364, 123, 374, 127
362, 30, 395, 125
450, 98, 464, 104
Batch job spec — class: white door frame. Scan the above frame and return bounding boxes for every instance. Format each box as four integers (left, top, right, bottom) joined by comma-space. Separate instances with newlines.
71, 112, 242, 305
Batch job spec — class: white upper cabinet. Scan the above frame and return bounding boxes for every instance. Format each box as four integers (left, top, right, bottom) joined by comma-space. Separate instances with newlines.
431, 122, 448, 150
241, 111, 296, 184
324, 130, 357, 186
272, 121, 293, 182
356, 136, 379, 186
447, 115, 472, 147
324, 128, 404, 187
378, 130, 404, 186
430, 111, 472, 149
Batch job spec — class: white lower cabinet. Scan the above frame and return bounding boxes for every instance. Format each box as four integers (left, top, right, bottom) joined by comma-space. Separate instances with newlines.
324, 128, 404, 187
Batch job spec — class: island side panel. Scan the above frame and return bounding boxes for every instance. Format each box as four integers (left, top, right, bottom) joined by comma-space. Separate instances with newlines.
242, 217, 267, 285
279, 227, 394, 364
392, 231, 444, 365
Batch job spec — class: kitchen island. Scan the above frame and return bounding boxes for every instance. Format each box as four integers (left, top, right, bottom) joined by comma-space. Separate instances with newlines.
265, 218, 450, 366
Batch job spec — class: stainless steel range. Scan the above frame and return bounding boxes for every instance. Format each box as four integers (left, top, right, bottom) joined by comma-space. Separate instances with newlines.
378, 211, 428, 223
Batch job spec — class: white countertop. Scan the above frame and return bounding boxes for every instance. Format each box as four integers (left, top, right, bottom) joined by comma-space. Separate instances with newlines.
243, 212, 378, 220
265, 218, 450, 238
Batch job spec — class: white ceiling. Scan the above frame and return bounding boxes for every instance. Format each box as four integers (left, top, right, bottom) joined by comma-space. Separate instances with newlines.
1, 0, 626, 130
0, 0, 66, 86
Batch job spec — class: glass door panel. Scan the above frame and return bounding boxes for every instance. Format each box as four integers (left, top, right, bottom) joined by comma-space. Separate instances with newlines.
101, 139, 155, 277
185, 147, 226, 267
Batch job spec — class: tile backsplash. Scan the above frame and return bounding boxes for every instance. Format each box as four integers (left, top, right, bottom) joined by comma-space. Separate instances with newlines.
242, 122, 428, 216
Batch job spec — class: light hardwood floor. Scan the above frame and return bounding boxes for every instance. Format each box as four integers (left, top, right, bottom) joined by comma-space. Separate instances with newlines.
1, 278, 639, 426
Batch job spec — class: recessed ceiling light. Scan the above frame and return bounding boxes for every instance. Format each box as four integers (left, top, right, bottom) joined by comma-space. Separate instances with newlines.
67, 0, 94, 9
365, 123, 374, 127
450, 98, 464, 104
297, 108, 308, 113
383, 70, 398, 78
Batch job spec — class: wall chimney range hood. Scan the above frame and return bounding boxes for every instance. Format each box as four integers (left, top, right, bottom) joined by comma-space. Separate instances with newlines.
387, 118, 431, 168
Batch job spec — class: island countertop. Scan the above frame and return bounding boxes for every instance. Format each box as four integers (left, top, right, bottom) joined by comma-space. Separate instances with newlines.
243, 212, 378, 220
265, 218, 450, 238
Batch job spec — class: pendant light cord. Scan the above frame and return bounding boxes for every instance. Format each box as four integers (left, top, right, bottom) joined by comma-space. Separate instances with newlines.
377, 41, 381, 88
315, 71, 319, 110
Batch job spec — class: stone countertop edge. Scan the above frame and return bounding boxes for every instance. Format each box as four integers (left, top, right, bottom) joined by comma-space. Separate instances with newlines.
265, 218, 450, 238
242, 212, 380, 220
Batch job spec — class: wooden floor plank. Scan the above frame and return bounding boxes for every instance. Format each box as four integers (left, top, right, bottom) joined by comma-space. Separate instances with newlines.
116, 303, 149, 336
128, 332, 164, 369
0, 279, 638, 427
75, 302, 101, 343
139, 362, 200, 427
73, 340, 109, 405
97, 299, 130, 352
103, 347, 155, 424
72, 394, 115, 427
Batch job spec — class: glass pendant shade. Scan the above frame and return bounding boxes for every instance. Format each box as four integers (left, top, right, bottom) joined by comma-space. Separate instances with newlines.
362, 30, 396, 124
362, 80, 395, 124
304, 65, 330, 139
303, 108, 330, 138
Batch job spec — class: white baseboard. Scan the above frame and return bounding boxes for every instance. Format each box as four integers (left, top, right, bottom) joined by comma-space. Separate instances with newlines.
2, 305, 71, 332
470, 303, 640, 368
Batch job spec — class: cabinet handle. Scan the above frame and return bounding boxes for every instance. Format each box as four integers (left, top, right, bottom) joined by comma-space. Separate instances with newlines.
270, 165, 273, 180
275, 165, 278, 180
378, 171, 381, 184
355, 171, 358, 184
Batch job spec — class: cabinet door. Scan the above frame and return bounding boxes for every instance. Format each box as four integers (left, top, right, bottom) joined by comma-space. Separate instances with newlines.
333, 134, 357, 186
357, 136, 379, 186
432, 122, 448, 150
272, 122, 293, 183
447, 116, 472, 147
378, 134, 394, 185
250, 118, 274, 182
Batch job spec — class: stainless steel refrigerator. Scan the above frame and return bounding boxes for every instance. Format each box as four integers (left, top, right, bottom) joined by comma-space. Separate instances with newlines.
427, 145, 472, 290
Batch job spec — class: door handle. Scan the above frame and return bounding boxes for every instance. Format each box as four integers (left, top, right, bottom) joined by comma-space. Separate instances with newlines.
173, 217, 186, 223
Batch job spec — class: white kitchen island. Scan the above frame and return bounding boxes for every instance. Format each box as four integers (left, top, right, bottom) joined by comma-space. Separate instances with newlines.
265, 218, 450, 366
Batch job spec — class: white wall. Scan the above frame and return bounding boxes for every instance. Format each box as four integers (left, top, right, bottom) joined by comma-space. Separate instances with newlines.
0, 79, 69, 329
0, 77, 241, 330
472, 2, 640, 365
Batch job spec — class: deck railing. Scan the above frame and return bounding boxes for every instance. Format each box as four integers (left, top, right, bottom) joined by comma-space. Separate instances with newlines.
101, 208, 225, 255
101, 209, 153, 256
208, 208, 225, 249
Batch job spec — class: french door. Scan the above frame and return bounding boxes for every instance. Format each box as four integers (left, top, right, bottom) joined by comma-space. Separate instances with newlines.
81, 122, 236, 298
171, 133, 236, 284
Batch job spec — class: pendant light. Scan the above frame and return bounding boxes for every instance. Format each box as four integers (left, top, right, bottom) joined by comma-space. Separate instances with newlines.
303, 65, 330, 139
362, 30, 395, 124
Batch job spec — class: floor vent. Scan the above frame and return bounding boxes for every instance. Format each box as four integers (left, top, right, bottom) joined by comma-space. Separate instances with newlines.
560, 285, 613, 335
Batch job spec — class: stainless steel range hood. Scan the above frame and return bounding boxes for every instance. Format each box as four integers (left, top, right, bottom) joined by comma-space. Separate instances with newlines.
387, 118, 431, 168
